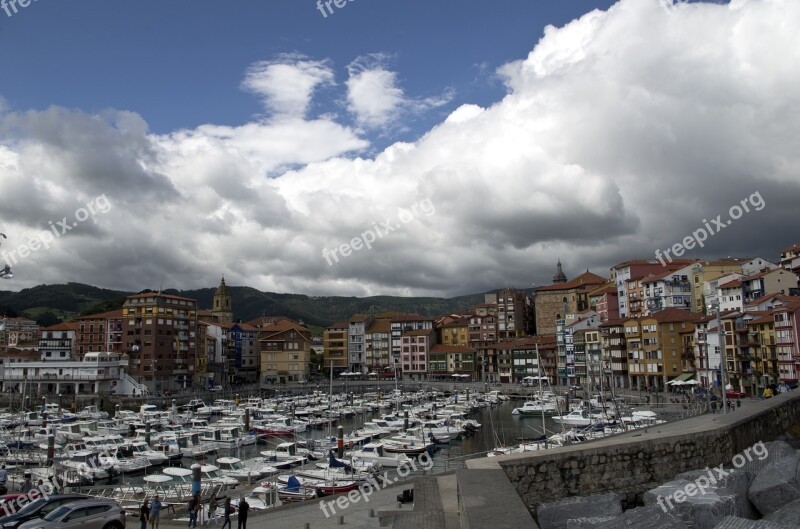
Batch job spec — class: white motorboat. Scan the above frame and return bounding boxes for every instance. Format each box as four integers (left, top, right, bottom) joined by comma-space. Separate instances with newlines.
347, 442, 411, 468
215, 456, 277, 482
551, 409, 593, 427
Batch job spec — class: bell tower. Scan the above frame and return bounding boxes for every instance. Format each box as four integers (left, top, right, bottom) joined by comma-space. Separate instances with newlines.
212, 276, 233, 323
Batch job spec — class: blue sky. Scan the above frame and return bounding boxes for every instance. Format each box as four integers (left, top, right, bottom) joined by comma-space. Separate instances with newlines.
1, 0, 797, 298
2, 0, 614, 145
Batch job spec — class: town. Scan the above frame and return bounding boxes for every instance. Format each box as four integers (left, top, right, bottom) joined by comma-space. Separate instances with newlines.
2, 243, 799, 401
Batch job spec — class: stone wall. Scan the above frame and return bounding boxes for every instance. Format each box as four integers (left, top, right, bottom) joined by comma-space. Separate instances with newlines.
474, 393, 800, 512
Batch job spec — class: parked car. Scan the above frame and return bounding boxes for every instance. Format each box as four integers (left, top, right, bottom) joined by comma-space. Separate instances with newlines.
16, 498, 125, 529
0, 494, 91, 529
726, 390, 746, 399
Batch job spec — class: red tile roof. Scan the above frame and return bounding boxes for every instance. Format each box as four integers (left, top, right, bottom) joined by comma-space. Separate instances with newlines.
41, 322, 81, 332
77, 309, 124, 320
536, 271, 607, 292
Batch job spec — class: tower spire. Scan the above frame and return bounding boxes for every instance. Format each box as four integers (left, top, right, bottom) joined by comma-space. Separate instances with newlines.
552, 259, 567, 284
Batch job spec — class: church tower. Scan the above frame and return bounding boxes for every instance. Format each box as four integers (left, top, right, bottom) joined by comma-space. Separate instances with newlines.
552, 259, 567, 284
212, 276, 233, 323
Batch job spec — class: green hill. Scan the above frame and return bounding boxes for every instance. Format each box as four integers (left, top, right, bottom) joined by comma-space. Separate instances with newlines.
0, 283, 487, 330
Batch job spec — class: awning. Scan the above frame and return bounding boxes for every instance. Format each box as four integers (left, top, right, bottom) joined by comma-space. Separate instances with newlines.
667, 373, 697, 385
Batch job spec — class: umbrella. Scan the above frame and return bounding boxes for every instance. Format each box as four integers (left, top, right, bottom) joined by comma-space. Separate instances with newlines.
684, 379, 700, 385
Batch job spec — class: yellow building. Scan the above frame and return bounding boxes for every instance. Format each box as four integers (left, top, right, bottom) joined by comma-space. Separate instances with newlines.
323, 322, 348, 372
438, 316, 471, 347
259, 319, 311, 384
625, 308, 704, 390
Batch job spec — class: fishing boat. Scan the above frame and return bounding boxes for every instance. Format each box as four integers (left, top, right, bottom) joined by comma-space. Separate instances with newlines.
276, 475, 320, 501
276, 474, 359, 496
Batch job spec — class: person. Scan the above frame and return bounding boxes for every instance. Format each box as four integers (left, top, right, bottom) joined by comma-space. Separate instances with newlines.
220, 497, 234, 529
19, 474, 33, 493
207, 493, 219, 527
779, 382, 790, 394
150, 495, 163, 529
763, 386, 774, 399
0, 464, 7, 488
188, 493, 199, 528
140, 499, 150, 529
237, 497, 249, 529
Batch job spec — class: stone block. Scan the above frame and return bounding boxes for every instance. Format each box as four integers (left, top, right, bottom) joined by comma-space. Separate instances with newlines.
593, 505, 688, 529
536, 493, 623, 529
763, 497, 800, 526
710, 516, 795, 529
565, 517, 616, 529
748, 455, 800, 516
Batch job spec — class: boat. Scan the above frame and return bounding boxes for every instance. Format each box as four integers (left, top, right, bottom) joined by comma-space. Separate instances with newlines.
260, 442, 308, 469
512, 400, 558, 416
215, 457, 276, 482
277, 475, 320, 502
276, 474, 359, 496
200, 464, 240, 487
347, 442, 411, 468
126, 440, 170, 465
550, 409, 593, 427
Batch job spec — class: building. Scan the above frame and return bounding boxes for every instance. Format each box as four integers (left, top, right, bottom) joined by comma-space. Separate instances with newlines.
438, 315, 471, 347
76, 309, 124, 358
689, 258, 752, 313
780, 244, 800, 271
773, 301, 800, 384
365, 317, 392, 371
558, 312, 600, 386
486, 288, 533, 339
535, 263, 606, 335
212, 277, 234, 324
428, 344, 477, 381
600, 319, 628, 389
399, 328, 435, 379
642, 265, 694, 315
227, 322, 260, 383
468, 306, 497, 348
590, 283, 619, 322
507, 336, 557, 385
348, 315, 373, 373
611, 260, 694, 318
624, 308, 705, 391
38, 322, 79, 361
1, 351, 139, 396
259, 319, 311, 384
323, 322, 349, 372
122, 291, 198, 394
391, 313, 434, 367
0, 317, 39, 351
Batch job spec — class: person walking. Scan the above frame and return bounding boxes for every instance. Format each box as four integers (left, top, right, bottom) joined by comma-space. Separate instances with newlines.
140, 499, 150, 529
150, 495, 163, 529
237, 497, 249, 529
188, 493, 200, 528
207, 493, 219, 527
220, 497, 234, 529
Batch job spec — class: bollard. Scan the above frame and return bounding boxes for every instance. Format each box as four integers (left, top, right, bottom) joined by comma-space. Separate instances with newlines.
338, 515, 344, 525
46, 434, 55, 467
191, 463, 202, 495
404, 410, 409, 431
304, 524, 310, 529
337, 425, 344, 459
369, 509, 375, 518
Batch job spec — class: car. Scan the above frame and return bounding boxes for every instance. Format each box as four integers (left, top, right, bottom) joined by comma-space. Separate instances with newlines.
726, 390, 746, 399
0, 494, 91, 529
16, 498, 125, 529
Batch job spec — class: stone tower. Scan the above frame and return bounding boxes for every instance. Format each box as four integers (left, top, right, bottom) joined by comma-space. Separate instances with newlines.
213, 276, 233, 323
552, 259, 567, 284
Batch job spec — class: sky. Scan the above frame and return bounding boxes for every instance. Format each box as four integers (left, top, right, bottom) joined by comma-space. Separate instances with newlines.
0, 0, 798, 298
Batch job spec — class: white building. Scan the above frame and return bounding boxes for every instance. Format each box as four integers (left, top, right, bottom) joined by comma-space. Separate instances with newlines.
2, 352, 143, 396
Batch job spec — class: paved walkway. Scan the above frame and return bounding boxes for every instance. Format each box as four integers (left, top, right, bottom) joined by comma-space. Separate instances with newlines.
157, 478, 413, 529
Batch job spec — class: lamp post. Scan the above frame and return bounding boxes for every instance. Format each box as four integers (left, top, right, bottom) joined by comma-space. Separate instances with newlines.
711, 303, 727, 415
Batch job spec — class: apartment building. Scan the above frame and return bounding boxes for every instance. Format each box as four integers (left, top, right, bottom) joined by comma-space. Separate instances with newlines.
259, 319, 311, 384
773, 301, 800, 383
642, 265, 694, 315
599, 319, 628, 389
590, 283, 619, 322
399, 328, 435, 379
348, 315, 373, 373
38, 322, 80, 361
624, 308, 704, 391
690, 258, 751, 312
486, 288, 532, 339
429, 344, 477, 380
780, 244, 800, 271
438, 315, 471, 347
365, 317, 392, 371
122, 292, 197, 393
468, 306, 497, 348
391, 313, 434, 367
76, 309, 124, 358
0, 317, 39, 351
323, 322, 349, 372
